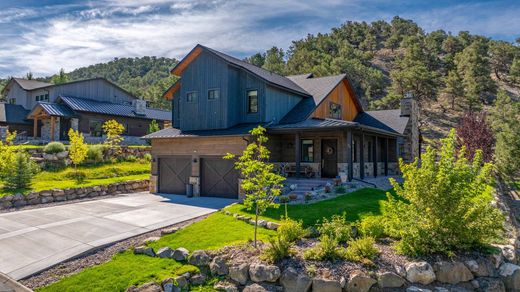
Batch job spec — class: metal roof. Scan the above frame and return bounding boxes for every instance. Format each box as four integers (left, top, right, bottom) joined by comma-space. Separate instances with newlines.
0, 103, 31, 125
354, 109, 409, 135
143, 123, 261, 139
59, 96, 171, 121
269, 118, 357, 130
12, 78, 52, 91
36, 102, 76, 117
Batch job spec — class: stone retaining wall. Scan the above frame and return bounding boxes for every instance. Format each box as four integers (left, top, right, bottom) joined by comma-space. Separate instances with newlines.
0, 180, 149, 210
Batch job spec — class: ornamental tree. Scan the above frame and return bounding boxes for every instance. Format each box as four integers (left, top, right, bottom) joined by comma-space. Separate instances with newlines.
102, 120, 125, 154
456, 111, 494, 162
68, 129, 88, 175
384, 129, 503, 256
224, 126, 285, 248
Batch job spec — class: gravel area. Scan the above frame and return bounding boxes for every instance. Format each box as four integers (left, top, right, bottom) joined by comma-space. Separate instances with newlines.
20, 214, 209, 290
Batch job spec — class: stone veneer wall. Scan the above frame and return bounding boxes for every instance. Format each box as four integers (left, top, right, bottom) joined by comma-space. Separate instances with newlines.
0, 180, 149, 210
40, 118, 60, 141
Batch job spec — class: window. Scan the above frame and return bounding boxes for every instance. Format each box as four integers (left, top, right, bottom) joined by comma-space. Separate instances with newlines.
301, 139, 314, 162
186, 91, 197, 102
44, 93, 49, 101
329, 102, 342, 119
247, 90, 258, 113
35, 94, 49, 102
208, 89, 220, 100
89, 119, 103, 137
8, 98, 15, 104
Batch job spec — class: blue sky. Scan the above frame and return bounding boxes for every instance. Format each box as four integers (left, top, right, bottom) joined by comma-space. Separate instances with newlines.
0, 0, 518, 78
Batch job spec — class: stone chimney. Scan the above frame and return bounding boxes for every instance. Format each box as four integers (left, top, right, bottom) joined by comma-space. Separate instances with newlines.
400, 92, 416, 117
133, 99, 146, 116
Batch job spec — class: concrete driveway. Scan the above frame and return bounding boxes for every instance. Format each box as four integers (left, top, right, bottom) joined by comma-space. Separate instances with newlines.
0, 192, 235, 280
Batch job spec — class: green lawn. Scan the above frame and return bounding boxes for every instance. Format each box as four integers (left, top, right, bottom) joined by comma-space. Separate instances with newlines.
39, 213, 275, 292
0, 161, 150, 197
225, 188, 390, 227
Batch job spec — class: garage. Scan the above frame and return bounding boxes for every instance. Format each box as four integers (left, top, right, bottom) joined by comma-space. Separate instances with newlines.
201, 157, 239, 198
158, 156, 191, 194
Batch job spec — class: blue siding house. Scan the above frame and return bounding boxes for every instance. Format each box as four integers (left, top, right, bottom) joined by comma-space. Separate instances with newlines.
145, 45, 420, 199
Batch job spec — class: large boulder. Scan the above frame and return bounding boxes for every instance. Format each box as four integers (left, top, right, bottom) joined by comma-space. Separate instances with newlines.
156, 247, 174, 259
346, 270, 376, 292
229, 263, 249, 285
266, 222, 280, 230
249, 263, 281, 283
132, 282, 162, 292
499, 263, 520, 291
280, 267, 312, 292
172, 247, 189, 261
405, 262, 436, 285
406, 287, 432, 292
465, 258, 497, 277
312, 278, 342, 292
189, 250, 211, 266
471, 277, 505, 292
377, 271, 405, 288
133, 246, 155, 257
210, 256, 229, 276
214, 281, 239, 292
190, 273, 206, 285
243, 283, 268, 292
434, 261, 473, 284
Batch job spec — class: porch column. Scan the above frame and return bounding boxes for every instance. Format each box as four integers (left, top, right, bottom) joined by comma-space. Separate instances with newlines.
360, 132, 365, 179
50, 116, 55, 142
346, 129, 353, 182
295, 132, 301, 178
33, 117, 38, 138
373, 136, 378, 177
384, 138, 389, 176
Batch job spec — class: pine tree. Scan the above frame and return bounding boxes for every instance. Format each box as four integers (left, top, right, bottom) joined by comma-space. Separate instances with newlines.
443, 70, 464, 109
263, 47, 286, 75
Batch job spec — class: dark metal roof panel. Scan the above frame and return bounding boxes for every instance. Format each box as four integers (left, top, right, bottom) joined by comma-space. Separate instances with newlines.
37, 102, 75, 117
0, 103, 31, 125
354, 109, 409, 135
59, 96, 171, 121
143, 123, 261, 139
269, 118, 357, 130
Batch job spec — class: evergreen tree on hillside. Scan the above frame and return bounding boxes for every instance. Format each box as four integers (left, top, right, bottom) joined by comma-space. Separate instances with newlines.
489, 41, 517, 80
443, 70, 464, 109
263, 47, 287, 75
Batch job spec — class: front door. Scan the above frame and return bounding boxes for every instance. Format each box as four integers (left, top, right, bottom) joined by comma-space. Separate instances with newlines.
60, 118, 71, 141
321, 139, 338, 178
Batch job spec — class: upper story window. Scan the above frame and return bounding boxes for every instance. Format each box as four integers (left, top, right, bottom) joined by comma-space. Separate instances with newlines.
186, 91, 197, 103
35, 94, 49, 102
208, 89, 220, 100
247, 90, 258, 113
8, 98, 15, 104
301, 139, 314, 162
329, 102, 342, 119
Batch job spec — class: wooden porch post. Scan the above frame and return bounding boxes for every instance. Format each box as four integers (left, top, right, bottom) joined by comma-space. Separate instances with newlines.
295, 132, 301, 178
50, 116, 55, 142
346, 129, 353, 182
384, 138, 389, 176
33, 117, 38, 138
360, 131, 365, 179
373, 136, 377, 177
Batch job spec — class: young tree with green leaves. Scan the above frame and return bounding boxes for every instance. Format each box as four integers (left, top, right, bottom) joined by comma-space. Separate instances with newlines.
224, 126, 285, 248
384, 129, 503, 256
102, 119, 125, 150
68, 129, 88, 175
51, 68, 70, 84
147, 119, 160, 134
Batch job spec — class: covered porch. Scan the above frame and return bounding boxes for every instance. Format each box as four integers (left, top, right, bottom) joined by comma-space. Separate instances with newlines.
267, 119, 401, 181
27, 103, 78, 142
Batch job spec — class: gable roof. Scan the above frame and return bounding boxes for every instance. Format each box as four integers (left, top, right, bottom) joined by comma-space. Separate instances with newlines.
12, 78, 52, 91
168, 44, 310, 97
28, 102, 76, 118
0, 103, 31, 125
354, 109, 409, 135
143, 123, 261, 139
59, 96, 171, 121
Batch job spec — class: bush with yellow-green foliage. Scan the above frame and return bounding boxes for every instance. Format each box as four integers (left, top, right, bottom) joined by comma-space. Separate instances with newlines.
303, 235, 346, 261
318, 213, 352, 243
102, 119, 125, 149
357, 215, 386, 238
344, 237, 379, 263
384, 129, 504, 256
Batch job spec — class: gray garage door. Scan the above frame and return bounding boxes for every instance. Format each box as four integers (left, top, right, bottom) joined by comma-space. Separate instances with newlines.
159, 157, 191, 194
201, 157, 239, 198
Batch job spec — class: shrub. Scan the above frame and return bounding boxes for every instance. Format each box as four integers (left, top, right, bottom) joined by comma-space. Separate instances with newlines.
142, 153, 152, 162
303, 235, 346, 261
125, 155, 138, 162
318, 213, 352, 243
335, 185, 346, 193
261, 235, 293, 263
86, 145, 105, 163
44, 142, 65, 154
278, 219, 307, 242
345, 237, 379, 263
357, 215, 386, 238
384, 129, 504, 256
3, 152, 39, 189
65, 170, 87, 183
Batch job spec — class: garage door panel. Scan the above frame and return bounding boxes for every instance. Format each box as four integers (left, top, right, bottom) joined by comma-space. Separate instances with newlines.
201, 158, 238, 199
159, 157, 190, 194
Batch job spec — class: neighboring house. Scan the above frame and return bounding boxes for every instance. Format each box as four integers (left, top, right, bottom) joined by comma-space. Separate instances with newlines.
144, 44, 420, 199
1, 77, 171, 142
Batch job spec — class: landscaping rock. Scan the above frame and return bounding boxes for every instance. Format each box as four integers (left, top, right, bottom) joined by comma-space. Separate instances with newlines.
229, 263, 249, 285
257, 219, 267, 227
172, 247, 189, 261
214, 281, 239, 292
406, 287, 432, 292
243, 283, 268, 292
174, 275, 189, 288
394, 264, 407, 277
312, 278, 342, 292
143, 237, 160, 243
189, 250, 211, 266
266, 221, 280, 230
377, 271, 405, 288
499, 263, 520, 290
210, 256, 229, 276
346, 270, 376, 292
465, 258, 496, 277
249, 263, 281, 283
406, 261, 436, 285
161, 227, 179, 235
133, 246, 155, 257
434, 261, 473, 284
161, 278, 176, 292
472, 277, 505, 292
190, 273, 206, 285
130, 282, 162, 292
156, 247, 174, 259
280, 267, 312, 292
